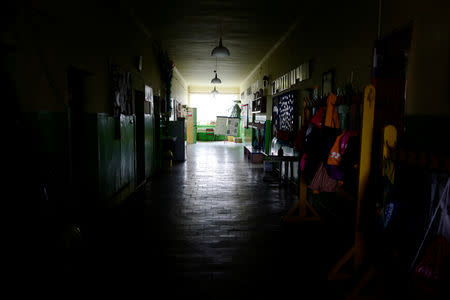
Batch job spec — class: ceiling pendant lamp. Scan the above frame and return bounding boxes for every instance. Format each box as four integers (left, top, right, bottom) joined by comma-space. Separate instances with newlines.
210, 70, 222, 84
211, 86, 219, 95
211, 37, 230, 57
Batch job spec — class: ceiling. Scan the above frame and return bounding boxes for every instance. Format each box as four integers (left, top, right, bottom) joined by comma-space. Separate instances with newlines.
132, 0, 304, 88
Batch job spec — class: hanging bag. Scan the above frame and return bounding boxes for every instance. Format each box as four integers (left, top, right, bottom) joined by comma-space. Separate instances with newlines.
412, 178, 450, 294
308, 162, 338, 193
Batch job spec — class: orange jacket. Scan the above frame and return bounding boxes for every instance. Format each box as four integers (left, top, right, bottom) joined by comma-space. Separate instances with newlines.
327, 131, 346, 166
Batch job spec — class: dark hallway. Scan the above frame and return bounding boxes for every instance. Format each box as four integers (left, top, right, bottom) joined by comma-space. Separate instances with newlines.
142, 142, 335, 297
4, 0, 449, 298
56, 142, 353, 298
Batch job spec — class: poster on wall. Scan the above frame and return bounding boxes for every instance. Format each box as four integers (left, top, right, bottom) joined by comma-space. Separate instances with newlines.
112, 64, 132, 117
215, 116, 228, 136
242, 104, 248, 128
227, 117, 240, 136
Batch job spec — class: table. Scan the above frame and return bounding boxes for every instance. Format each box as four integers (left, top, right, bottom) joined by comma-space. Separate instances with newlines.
244, 145, 266, 163
266, 154, 300, 183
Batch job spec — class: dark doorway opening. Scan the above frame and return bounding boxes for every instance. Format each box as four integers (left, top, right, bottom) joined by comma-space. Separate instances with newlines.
67, 66, 92, 217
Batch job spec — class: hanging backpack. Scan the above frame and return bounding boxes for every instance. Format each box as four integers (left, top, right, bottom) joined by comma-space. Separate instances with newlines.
311, 107, 325, 128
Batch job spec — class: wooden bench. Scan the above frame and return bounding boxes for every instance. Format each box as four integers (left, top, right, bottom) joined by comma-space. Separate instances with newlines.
244, 145, 266, 163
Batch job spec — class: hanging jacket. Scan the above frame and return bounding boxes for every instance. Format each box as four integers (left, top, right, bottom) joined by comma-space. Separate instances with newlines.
337, 104, 350, 130
302, 126, 323, 182
327, 131, 347, 166
325, 93, 339, 128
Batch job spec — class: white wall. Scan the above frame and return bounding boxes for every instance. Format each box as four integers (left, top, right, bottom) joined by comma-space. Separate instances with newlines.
171, 67, 188, 105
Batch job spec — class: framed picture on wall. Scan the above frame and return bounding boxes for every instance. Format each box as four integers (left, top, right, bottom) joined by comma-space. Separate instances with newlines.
322, 70, 334, 97
242, 104, 248, 128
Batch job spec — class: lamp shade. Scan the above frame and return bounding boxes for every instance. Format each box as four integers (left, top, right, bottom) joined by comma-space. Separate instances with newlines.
211, 37, 230, 57
211, 86, 219, 95
210, 72, 222, 84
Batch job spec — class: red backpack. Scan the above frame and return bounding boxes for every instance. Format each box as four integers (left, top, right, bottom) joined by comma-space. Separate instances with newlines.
311, 107, 325, 128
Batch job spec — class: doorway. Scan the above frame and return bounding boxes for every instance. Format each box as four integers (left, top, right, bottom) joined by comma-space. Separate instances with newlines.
67, 66, 91, 214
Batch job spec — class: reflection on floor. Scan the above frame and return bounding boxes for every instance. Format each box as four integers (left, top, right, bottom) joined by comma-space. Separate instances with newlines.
57, 142, 355, 297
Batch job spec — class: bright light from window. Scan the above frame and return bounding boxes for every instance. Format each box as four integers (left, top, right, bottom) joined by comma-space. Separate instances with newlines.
190, 93, 238, 125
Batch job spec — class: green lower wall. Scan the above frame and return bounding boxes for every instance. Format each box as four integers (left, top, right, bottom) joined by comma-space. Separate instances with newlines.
244, 127, 252, 145
19, 111, 156, 210
87, 113, 137, 207
144, 114, 155, 178
265, 120, 271, 154
197, 125, 226, 141
196, 120, 243, 142
120, 115, 135, 189
19, 111, 72, 207
96, 114, 121, 204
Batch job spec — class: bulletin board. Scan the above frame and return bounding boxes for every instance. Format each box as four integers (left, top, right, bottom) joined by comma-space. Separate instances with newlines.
215, 116, 240, 137
226, 117, 240, 136
215, 116, 228, 136
272, 91, 296, 141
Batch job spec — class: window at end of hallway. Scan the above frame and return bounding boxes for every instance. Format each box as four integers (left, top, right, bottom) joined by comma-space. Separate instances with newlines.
189, 93, 239, 125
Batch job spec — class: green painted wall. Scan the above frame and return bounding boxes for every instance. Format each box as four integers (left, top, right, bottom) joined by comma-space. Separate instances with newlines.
197, 123, 242, 141
265, 120, 271, 154
4, 2, 172, 209
197, 125, 223, 141
97, 114, 121, 204
243, 128, 252, 145
95, 114, 142, 207
21, 111, 148, 209
19, 111, 72, 207
144, 114, 155, 178
120, 115, 136, 190
17, 111, 141, 209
